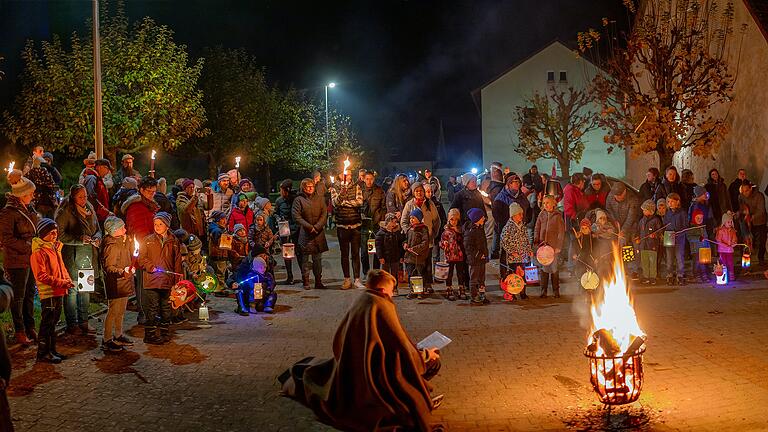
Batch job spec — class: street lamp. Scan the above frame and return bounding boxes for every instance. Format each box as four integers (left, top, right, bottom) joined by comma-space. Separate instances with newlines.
325, 82, 336, 159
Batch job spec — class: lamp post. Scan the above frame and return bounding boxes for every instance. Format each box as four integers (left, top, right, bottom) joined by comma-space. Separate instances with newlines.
92, 0, 104, 159
324, 82, 336, 159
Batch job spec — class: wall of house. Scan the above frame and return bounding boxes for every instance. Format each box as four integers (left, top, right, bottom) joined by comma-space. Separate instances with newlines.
626, 0, 768, 190
480, 42, 626, 178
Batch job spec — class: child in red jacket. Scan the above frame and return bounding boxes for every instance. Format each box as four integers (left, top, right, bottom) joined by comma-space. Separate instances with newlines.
439, 208, 467, 301
30, 218, 73, 363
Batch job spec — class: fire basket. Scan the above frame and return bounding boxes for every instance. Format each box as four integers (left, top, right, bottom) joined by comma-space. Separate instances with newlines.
585, 335, 647, 405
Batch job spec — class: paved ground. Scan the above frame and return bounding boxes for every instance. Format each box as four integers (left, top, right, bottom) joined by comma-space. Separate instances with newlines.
5, 236, 768, 431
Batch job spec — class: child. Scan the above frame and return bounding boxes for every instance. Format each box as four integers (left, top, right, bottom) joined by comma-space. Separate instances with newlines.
656, 198, 668, 277
375, 213, 405, 296
138, 212, 183, 345
439, 208, 467, 301
593, 209, 617, 279
228, 257, 277, 315
573, 218, 595, 278
656, 198, 668, 218
207, 210, 230, 286
30, 218, 73, 363
534, 195, 565, 298
403, 208, 431, 299
249, 212, 277, 255
635, 200, 662, 284
501, 203, 531, 300
464, 208, 489, 304
715, 212, 738, 281
230, 223, 249, 269
663, 193, 688, 285
687, 209, 709, 282
100, 216, 136, 352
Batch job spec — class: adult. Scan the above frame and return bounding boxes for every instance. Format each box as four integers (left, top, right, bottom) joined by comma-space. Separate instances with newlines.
275, 179, 300, 285
279, 270, 443, 432
312, 170, 328, 203
426, 183, 447, 264
449, 173, 485, 224
584, 173, 610, 210
493, 174, 530, 277
112, 177, 138, 219
22, 145, 45, 174
681, 169, 696, 210
0, 170, 39, 345
114, 154, 141, 186
663, 166, 688, 208
55, 184, 102, 335
606, 182, 640, 244
177, 179, 213, 242
361, 171, 385, 275
445, 175, 462, 205
153, 178, 178, 230
42, 152, 63, 186
82, 158, 113, 223
292, 178, 329, 290
0, 274, 13, 432
331, 172, 365, 289
401, 182, 440, 288
210, 173, 235, 214
356, 168, 367, 189
386, 173, 412, 219
486, 163, 506, 257
26, 155, 58, 218
79, 151, 114, 190
228, 193, 255, 233
639, 167, 667, 203
705, 169, 731, 227
522, 164, 544, 197
729, 169, 749, 215
562, 173, 588, 273
739, 182, 767, 265
423, 168, 441, 200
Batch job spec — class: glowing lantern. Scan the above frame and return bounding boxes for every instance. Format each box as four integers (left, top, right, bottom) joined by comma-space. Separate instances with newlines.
663, 230, 676, 247
742, 252, 751, 269
581, 271, 599, 291
253, 282, 263, 300
715, 264, 728, 285
77, 269, 95, 292
198, 303, 210, 321
536, 245, 555, 266
410, 276, 423, 293
524, 265, 540, 284
621, 245, 635, 263
367, 238, 376, 255
698, 247, 712, 264
278, 220, 290, 237
434, 261, 449, 281
282, 242, 295, 259
7, 161, 15, 172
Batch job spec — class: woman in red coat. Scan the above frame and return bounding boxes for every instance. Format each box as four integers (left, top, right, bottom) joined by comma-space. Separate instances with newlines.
227, 193, 255, 232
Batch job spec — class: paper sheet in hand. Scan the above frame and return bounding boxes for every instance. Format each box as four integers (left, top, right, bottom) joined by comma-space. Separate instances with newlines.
417, 331, 452, 350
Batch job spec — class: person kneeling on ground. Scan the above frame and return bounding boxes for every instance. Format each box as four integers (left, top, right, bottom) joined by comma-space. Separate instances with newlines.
279, 269, 444, 432
228, 256, 276, 315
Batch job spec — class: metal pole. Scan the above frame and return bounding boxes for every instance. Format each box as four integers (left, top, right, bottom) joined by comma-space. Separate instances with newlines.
324, 85, 329, 159
92, 0, 104, 159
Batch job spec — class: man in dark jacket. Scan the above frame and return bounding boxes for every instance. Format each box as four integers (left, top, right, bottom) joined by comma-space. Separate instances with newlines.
331, 173, 364, 289
361, 171, 385, 275
729, 169, 749, 216
0, 273, 14, 432
450, 173, 485, 224
423, 168, 441, 200
114, 154, 141, 187
83, 159, 113, 223
292, 178, 329, 290
522, 165, 544, 197
639, 167, 666, 203
276, 179, 299, 285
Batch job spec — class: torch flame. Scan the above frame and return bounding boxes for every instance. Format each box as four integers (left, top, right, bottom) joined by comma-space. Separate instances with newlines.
151, 149, 157, 160
588, 247, 645, 355
479, 190, 489, 198
235, 156, 241, 168
7, 161, 15, 172
342, 157, 350, 175
330, 175, 335, 184
133, 238, 140, 257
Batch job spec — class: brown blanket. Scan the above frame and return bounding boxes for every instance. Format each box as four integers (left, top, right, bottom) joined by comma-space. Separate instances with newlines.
280, 289, 439, 431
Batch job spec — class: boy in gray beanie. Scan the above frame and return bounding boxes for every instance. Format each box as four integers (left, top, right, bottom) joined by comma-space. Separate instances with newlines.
635, 200, 663, 284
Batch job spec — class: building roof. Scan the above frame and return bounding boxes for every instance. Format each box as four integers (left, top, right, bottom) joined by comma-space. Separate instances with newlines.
744, 0, 768, 42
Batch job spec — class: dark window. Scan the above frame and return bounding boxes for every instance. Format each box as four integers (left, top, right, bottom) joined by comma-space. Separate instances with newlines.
559, 71, 568, 82
547, 71, 555, 82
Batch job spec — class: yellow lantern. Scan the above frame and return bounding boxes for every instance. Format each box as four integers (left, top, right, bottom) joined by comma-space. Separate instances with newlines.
621, 245, 635, 263
698, 247, 712, 264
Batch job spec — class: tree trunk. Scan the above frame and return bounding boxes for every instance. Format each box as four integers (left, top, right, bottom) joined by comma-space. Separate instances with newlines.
559, 158, 570, 179
658, 148, 674, 173
207, 153, 217, 179
106, 148, 117, 171
262, 163, 272, 196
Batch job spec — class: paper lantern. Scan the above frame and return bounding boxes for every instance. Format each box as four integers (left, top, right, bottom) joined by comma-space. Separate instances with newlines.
621, 245, 635, 263
367, 238, 376, 255
524, 265, 540, 285
434, 262, 449, 281
198, 304, 210, 321
698, 247, 712, 264
219, 233, 233, 250
501, 273, 525, 294
282, 243, 295, 259
193, 272, 218, 294
742, 253, 751, 268
581, 271, 599, 291
536, 245, 555, 266
77, 268, 95, 292
663, 231, 676, 247
253, 282, 263, 300
170, 280, 197, 309
278, 220, 290, 237
715, 265, 728, 285
410, 276, 424, 293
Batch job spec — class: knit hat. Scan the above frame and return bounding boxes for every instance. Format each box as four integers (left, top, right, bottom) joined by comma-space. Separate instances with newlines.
641, 199, 656, 213
210, 210, 226, 222
121, 154, 134, 161
173, 228, 190, 243
237, 193, 249, 203
104, 216, 125, 236
447, 208, 460, 221
233, 223, 246, 235
280, 179, 293, 190
611, 181, 627, 194
122, 176, 138, 190
254, 196, 270, 211
95, 158, 113, 170
505, 174, 521, 185
85, 151, 97, 163
187, 235, 203, 252
411, 182, 425, 193
595, 209, 607, 221
43, 152, 54, 162
252, 257, 267, 274
217, 173, 230, 182
410, 207, 424, 222
691, 209, 704, 223
7, 169, 36, 198
508, 202, 523, 218
182, 179, 195, 190
462, 173, 477, 185
656, 198, 667, 208
239, 178, 253, 188
153, 211, 172, 227
580, 218, 592, 228
36, 218, 57, 239
693, 185, 707, 199
721, 212, 733, 225
468, 207, 484, 223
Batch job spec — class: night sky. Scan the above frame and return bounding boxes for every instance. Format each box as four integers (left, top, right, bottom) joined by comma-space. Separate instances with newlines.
0, 0, 626, 166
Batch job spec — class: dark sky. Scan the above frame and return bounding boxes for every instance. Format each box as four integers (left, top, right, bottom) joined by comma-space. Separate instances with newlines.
0, 0, 627, 166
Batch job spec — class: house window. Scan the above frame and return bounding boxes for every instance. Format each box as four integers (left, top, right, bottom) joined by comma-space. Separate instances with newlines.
559, 71, 568, 82
547, 71, 555, 82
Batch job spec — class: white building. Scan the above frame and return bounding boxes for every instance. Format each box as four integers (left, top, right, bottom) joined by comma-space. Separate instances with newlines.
473, 40, 625, 178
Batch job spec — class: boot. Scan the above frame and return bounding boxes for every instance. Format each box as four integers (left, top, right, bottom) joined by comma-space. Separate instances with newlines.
143, 326, 163, 345
36, 340, 62, 364
282, 267, 294, 286
159, 325, 171, 344
49, 335, 67, 360
15, 331, 32, 346
552, 273, 561, 298
457, 285, 468, 301
302, 275, 311, 290
314, 280, 325, 290
25, 328, 38, 343
234, 291, 249, 316
479, 286, 490, 304
540, 272, 550, 298
445, 287, 457, 301
79, 322, 96, 336
470, 286, 483, 304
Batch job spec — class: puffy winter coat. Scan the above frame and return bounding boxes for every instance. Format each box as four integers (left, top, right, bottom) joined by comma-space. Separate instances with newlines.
55, 198, 102, 278
534, 209, 565, 252
331, 182, 363, 227
493, 187, 530, 231
101, 234, 135, 299
400, 199, 439, 240
404, 223, 430, 265
563, 183, 588, 226
636, 215, 663, 251
122, 193, 159, 240
450, 188, 485, 224
375, 226, 404, 263
30, 237, 71, 300
228, 205, 255, 233
0, 194, 39, 269
463, 221, 488, 266
501, 219, 532, 263
440, 226, 464, 262
210, 183, 234, 214
362, 184, 386, 230
739, 191, 767, 226
138, 232, 183, 289
292, 190, 329, 255
112, 188, 137, 218
715, 227, 738, 254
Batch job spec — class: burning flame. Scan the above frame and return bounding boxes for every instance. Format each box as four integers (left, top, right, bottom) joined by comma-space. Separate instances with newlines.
7, 161, 15, 172
479, 190, 489, 198
342, 157, 350, 175
133, 238, 140, 257
151, 149, 157, 160
235, 156, 241, 168
329, 175, 335, 184
589, 248, 645, 355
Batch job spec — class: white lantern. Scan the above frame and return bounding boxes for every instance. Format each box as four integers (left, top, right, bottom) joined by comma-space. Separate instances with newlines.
410, 276, 424, 293
433, 262, 449, 281
77, 268, 95, 292
367, 238, 376, 255
198, 303, 209, 321
278, 220, 290, 237
282, 243, 295, 259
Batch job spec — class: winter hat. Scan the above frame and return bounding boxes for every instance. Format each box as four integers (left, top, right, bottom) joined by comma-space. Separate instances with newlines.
462, 173, 477, 185
122, 177, 138, 190
381, 212, 400, 229
95, 158, 113, 170
721, 212, 733, 225
505, 174, 521, 185
580, 218, 592, 229
7, 169, 36, 198
217, 173, 230, 182
36, 218, 57, 239
693, 185, 707, 199
239, 178, 253, 189
157, 177, 167, 194
595, 209, 607, 221
252, 257, 267, 274
43, 152, 54, 163
104, 216, 125, 236
210, 210, 226, 222
121, 154, 134, 162
173, 228, 190, 243
411, 182, 425, 193
85, 151, 97, 164
279, 179, 293, 191
611, 181, 627, 195
187, 235, 203, 252
656, 198, 667, 208
468, 207, 484, 223
640, 199, 656, 213
691, 209, 704, 223
182, 179, 195, 190
254, 196, 270, 211
508, 202, 524, 218
447, 208, 460, 221
153, 211, 172, 227
410, 207, 424, 222
233, 223, 246, 235
174, 178, 186, 187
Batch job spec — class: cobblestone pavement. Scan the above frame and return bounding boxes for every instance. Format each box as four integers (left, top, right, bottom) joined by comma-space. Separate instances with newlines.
6, 237, 768, 431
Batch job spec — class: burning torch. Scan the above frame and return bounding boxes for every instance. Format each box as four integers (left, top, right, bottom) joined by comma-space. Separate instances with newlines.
149, 149, 157, 178
129, 238, 140, 274
6, 161, 15, 173
235, 156, 241, 169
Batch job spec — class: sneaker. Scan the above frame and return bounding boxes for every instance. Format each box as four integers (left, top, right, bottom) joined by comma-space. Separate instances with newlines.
353, 278, 365, 289
114, 335, 134, 346
101, 339, 124, 353
341, 278, 353, 290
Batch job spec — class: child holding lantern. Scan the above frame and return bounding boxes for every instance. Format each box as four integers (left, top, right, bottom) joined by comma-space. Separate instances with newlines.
533, 195, 564, 298
500, 203, 530, 301
464, 208, 489, 304
663, 193, 688, 285
100, 216, 135, 352
635, 200, 662, 285
687, 209, 710, 282
715, 213, 738, 280
573, 218, 595, 278
403, 208, 431, 299
440, 208, 467, 301
375, 213, 405, 296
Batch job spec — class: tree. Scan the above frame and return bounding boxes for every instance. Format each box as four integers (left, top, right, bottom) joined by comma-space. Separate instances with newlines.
578, 0, 742, 170
3, 4, 207, 164
514, 86, 600, 178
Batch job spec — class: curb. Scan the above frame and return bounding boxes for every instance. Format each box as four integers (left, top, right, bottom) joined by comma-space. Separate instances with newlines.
7, 304, 110, 355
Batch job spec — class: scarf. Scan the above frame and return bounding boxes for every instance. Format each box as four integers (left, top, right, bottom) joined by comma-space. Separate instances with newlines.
76, 203, 92, 219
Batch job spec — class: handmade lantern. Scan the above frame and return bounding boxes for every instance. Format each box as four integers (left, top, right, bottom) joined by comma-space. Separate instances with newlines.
544, 178, 562, 197
219, 233, 233, 250
253, 282, 263, 300
193, 271, 218, 294
621, 245, 635, 263
524, 265, 540, 284
742, 251, 751, 269
278, 220, 290, 237
410, 276, 424, 293
715, 264, 728, 285
536, 245, 555, 266
282, 243, 295, 259
198, 303, 210, 321
663, 230, 676, 247
434, 262, 449, 281
500, 273, 525, 295
367, 238, 376, 255
170, 280, 197, 309
698, 247, 712, 264
77, 268, 95, 292
580, 271, 599, 291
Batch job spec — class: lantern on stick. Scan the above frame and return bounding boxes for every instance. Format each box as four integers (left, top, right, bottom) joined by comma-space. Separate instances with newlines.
149, 149, 157, 178
6, 161, 15, 172
742, 248, 751, 269
235, 156, 241, 169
